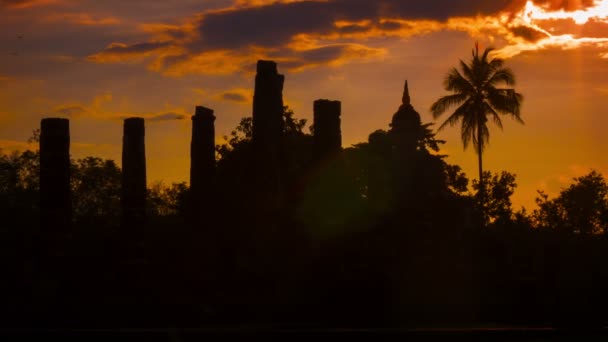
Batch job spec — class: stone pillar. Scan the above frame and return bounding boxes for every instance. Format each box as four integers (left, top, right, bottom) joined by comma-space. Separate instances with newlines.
40, 118, 71, 231
252, 60, 285, 202
313, 99, 342, 161
190, 106, 216, 219
122, 117, 146, 227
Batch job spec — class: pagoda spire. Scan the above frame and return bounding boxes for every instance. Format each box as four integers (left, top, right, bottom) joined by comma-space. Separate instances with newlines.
402, 80, 410, 105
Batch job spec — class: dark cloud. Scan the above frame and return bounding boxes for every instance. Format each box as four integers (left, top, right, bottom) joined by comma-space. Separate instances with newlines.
511, 25, 550, 42
220, 92, 248, 102
192, 2, 336, 51
90, 0, 602, 73
2, 0, 25, 6
301, 44, 379, 63
53, 105, 87, 118
338, 23, 372, 34
188, 0, 513, 52
1, 0, 43, 8
378, 20, 404, 31
147, 112, 186, 122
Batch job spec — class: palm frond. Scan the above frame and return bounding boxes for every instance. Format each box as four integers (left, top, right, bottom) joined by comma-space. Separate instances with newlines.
432, 43, 523, 156
437, 99, 474, 132
445, 68, 475, 94
431, 93, 469, 118
487, 67, 515, 87
482, 47, 496, 62
461, 110, 477, 150
487, 88, 524, 124
483, 101, 503, 130
488, 57, 504, 69
459, 59, 476, 85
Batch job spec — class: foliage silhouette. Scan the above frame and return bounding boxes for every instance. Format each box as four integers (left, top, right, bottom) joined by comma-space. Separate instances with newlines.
533, 170, 608, 235
473, 170, 517, 225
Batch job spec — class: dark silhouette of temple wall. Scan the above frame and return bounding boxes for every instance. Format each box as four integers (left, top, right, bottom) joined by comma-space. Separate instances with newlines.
122, 117, 146, 227
252, 60, 285, 205
40, 118, 71, 231
313, 99, 342, 162
190, 106, 216, 221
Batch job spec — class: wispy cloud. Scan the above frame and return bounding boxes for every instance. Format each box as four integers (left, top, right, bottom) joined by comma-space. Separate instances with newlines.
53, 104, 88, 118
1, 0, 60, 9
216, 89, 251, 103
43, 12, 121, 26
146, 112, 186, 122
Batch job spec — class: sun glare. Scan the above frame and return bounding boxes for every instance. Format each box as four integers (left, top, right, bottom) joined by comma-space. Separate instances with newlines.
491, 0, 608, 57
521, 0, 608, 25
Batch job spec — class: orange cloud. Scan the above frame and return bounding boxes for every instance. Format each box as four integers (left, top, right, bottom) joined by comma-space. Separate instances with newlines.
49, 92, 112, 119
85, 0, 608, 76
233, 0, 319, 7
88, 41, 179, 64
49, 94, 188, 123
283, 43, 386, 72
43, 12, 120, 26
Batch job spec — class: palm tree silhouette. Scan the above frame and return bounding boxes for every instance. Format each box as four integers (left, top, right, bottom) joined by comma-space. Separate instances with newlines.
431, 43, 523, 207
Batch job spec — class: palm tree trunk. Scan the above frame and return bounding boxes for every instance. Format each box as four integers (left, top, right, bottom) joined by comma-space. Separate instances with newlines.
477, 127, 483, 191
477, 124, 485, 225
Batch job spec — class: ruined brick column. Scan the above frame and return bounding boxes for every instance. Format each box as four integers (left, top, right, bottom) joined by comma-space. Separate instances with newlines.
40, 118, 71, 231
122, 117, 146, 227
190, 106, 216, 220
313, 99, 342, 162
252, 60, 285, 204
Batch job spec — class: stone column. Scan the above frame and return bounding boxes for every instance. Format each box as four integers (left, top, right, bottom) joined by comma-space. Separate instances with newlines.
313, 99, 342, 162
40, 118, 71, 231
121, 117, 146, 227
252, 60, 285, 203
190, 106, 216, 219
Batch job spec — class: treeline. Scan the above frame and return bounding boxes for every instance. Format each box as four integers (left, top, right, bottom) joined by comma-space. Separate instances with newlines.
2, 105, 608, 330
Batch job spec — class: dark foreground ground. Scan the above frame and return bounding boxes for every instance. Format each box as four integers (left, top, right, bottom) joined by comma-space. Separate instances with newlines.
5, 327, 608, 341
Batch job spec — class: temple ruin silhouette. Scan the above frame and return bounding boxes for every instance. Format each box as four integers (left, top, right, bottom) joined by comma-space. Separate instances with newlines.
39, 60, 424, 232
26, 59, 608, 332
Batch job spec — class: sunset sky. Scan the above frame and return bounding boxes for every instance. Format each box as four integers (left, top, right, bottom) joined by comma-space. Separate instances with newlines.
2, 0, 608, 210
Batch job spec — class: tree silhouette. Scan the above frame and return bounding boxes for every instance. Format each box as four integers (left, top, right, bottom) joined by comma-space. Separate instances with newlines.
147, 181, 188, 217
473, 171, 517, 225
533, 170, 608, 235
431, 43, 523, 207
71, 157, 121, 222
